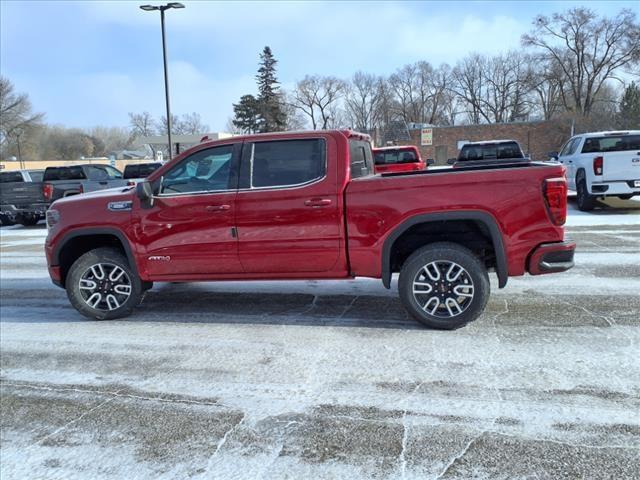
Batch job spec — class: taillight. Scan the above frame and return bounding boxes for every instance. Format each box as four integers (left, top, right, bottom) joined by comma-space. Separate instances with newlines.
543, 177, 567, 226
593, 156, 603, 175
43, 183, 53, 201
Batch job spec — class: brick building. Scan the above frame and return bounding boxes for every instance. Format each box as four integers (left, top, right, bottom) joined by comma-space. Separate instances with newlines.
405, 119, 572, 165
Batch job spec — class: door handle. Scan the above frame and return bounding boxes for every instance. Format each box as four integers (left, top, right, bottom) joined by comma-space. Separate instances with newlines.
205, 204, 231, 212
304, 198, 332, 207
99, 181, 108, 185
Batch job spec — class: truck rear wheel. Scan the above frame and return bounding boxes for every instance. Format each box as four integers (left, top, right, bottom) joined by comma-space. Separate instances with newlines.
66, 247, 142, 320
398, 242, 490, 329
576, 173, 596, 211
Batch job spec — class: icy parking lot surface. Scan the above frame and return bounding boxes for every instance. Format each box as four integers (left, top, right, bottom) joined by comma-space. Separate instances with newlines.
1, 199, 639, 479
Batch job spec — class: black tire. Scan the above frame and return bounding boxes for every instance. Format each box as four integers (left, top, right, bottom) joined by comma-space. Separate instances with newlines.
17, 215, 39, 226
576, 173, 596, 211
0, 214, 15, 226
617, 195, 633, 200
398, 242, 490, 330
66, 247, 142, 320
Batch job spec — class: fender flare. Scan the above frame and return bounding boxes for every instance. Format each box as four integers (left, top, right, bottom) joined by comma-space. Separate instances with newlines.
381, 211, 508, 289
52, 227, 140, 278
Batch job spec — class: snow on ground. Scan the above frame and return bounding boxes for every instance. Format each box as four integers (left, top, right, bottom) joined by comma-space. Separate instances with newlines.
1, 207, 639, 479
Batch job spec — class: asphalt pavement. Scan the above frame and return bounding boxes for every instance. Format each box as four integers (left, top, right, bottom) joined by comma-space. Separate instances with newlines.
1, 197, 639, 479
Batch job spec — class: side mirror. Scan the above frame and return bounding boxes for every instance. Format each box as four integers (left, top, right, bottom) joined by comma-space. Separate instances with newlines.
548, 151, 559, 161
136, 181, 154, 209
426, 158, 435, 166
447, 158, 456, 165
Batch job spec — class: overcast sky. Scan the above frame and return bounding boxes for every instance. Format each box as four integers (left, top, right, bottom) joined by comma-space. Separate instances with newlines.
1, 0, 636, 131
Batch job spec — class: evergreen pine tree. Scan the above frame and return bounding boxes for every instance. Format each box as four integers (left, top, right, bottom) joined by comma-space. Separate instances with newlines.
232, 95, 260, 133
618, 82, 640, 129
255, 46, 287, 132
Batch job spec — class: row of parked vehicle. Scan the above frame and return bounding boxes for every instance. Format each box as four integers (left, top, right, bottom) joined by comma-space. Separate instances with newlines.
0, 162, 161, 226
374, 130, 640, 211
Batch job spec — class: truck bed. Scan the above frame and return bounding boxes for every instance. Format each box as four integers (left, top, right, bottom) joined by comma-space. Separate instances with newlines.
346, 161, 565, 280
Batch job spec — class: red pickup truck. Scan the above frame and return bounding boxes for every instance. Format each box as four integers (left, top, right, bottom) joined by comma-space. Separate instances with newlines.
45, 130, 575, 329
373, 145, 427, 173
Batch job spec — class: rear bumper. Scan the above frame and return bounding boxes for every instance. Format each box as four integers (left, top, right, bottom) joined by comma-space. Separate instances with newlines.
528, 241, 576, 275
0, 203, 49, 215
589, 180, 640, 196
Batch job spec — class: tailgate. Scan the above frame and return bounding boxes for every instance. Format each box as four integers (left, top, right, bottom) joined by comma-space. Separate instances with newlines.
0, 182, 45, 205
603, 150, 640, 182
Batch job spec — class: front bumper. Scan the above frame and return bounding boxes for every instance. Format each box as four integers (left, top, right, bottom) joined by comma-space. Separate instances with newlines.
528, 241, 576, 275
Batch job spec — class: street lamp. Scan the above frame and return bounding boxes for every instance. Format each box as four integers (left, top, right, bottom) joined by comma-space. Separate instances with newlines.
139, 2, 185, 160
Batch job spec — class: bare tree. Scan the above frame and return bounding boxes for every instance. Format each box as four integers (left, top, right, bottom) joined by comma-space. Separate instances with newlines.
527, 57, 564, 120
179, 112, 209, 135
0, 76, 44, 155
128, 111, 156, 138
451, 54, 487, 123
292, 75, 346, 129
280, 92, 307, 131
344, 72, 382, 131
522, 8, 640, 116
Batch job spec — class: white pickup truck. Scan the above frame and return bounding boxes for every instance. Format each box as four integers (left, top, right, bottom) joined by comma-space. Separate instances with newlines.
555, 130, 640, 211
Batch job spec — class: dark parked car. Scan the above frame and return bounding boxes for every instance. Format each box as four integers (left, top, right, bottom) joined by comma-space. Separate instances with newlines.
451, 140, 529, 167
123, 163, 162, 183
43, 164, 127, 203
0, 169, 48, 226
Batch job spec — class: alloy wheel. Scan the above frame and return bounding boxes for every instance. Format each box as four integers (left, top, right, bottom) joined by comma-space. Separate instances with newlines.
412, 260, 474, 318
78, 263, 132, 311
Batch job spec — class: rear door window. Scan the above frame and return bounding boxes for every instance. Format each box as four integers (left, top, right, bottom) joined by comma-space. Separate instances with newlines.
250, 139, 326, 188
349, 140, 373, 178
581, 135, 640, 153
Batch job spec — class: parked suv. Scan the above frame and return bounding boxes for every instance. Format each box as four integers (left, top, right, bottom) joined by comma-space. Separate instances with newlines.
555, 130, 640, 211
46, 130, 574, 329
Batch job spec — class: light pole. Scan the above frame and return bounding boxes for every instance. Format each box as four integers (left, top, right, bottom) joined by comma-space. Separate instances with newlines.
140, 2, 184, 161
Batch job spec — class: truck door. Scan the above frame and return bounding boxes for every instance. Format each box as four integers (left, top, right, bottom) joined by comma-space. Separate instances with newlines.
235, 136, 343, 273
136, 143, 243, 276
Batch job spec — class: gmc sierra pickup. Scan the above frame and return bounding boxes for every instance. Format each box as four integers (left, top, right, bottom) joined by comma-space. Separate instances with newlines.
45, 130, 575, 329
0, 169, 48, 226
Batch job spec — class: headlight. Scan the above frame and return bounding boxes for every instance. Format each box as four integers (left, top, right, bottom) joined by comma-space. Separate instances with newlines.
46, 209, 60, 229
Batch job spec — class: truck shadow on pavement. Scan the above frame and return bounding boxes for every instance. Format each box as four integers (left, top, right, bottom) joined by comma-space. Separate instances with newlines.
136, 284, 423, 330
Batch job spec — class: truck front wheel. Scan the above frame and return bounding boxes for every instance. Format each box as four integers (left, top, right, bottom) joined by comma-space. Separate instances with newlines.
66, 247, 142, 320
398, 242, 490, 329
